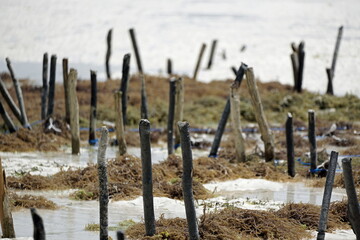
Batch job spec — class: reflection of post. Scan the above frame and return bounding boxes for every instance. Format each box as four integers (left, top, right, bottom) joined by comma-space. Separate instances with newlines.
246, 67, 275, 162
341, 158, 360, 237
68, 69, 80, 155
0, 158, 15, 238
317, 151, 338, 240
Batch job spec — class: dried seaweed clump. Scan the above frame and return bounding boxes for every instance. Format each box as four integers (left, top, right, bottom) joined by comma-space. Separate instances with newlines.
10, 193, 57, 210
275, 203, 347, 231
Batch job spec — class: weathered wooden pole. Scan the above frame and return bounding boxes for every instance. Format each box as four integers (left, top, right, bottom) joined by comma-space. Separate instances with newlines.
178, 121, 200, 240
286, 113, 295, 177
290, 45, 299, 92
193, 43, 206, 80
140, 74, 148, 119
0, 158, 15, 238
308, 110, 317, 174
89, 70, 97, 146
0, 101, 16, 133
245, 67, 275, 162
129, 28, 143, 74
97, 126, 109, 240
167, 58, 172, 75
341, 158, 360, 238
174, 77, 184, 147
120, 53, 131, 125
167, 78, 177, 155
105, 29, 112, 80
41, 53, 49, 120
62, 58, 70, 124
31, 208, 45, 240
6, 57, 31, 129
139, 119, 156, 236
209, 63, 247, 157
47, 54, 57, 118
231, 66, 237, 76
317, 151, 338, 240
68, 69, 80, 155
229, 83, 246, 162
326, 26, 344, 95
206, 39, 218, 69
114, 91, 127, 155
296, 42, 305, 93
0, 79, 22, 124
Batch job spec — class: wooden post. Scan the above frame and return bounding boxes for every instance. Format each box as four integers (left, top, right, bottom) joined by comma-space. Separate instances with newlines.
140, 74, 148, 119
0, 79, 22, 124
229, 84, 246, 162
114, 91, 127, 155
317, 151, 338, 240
0, 101, 16, 133
139, 119, 156, 236
308, 110, 317, 173
209, 63, 247, 157
129, 28, 144, 74
89, 71, 97, 146
206, 39, 218, 69
178, 122, 200, 240
167, 58, 172, 75
0, 158, 15, 238
97, 127, 109, 240
326, 26, 344, 95
286, 113, 295, 177
193, 43, 206, 80
231, 66, 237, 76
297, 42, 305, 93
167, 78, 176, 155
120, 54, 131, 125
290, 52, 299, 92
47, 54, 57, 118
62, 58, 70, 124
105, 29, 112, 80
41, 53, 48, 120
31, 208, 45, 240
68, 69, 80, 155
245, 67, 275, 162
341, 158, 360, 238
6, 58, 31, 129
117, 231, 125, 240
174, 77, 184, 147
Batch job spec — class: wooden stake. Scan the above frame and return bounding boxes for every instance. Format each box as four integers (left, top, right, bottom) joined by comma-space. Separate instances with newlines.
62, 58, 70, 124
178, 122, 200, 240
193, 43, 206, 80
129, 28, 143, 74
0, 79, 22, 124
167, 58, 172, 76
290, 52, 299, 92
286, 113, 295, 177
167, 78, 177, 155
47, 55, 57, 118
68, 69, 80, 155
317, 151, 338, 240
120, 53, 131, 125
341, 158, 360, 238
114, 91, 127, 155
174, 77, 184, 147
6, 57, 31, 129
41, 53, 48, 120
0, 158, 15, 238
206, 39, 218, 69
308, 110, 317, 173
30, 208, 45, 240
139, 119, 156, 236
245, 67, 275, 162
97, 127, 109, 240
140, 74, 148, 119
105, 29, 112, 80
297, 42, 305, 93
0, 100, 16, 133
327, 26, 344, 95
229, 84, 246, 162
89, 70, 97, 146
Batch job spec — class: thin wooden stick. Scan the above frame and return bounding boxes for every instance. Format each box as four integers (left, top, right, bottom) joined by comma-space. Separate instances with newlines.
206, 39, 218, 69
105, 29, 112, 80
62, 58, 70, 124
167, 78, 177, 155
114, 91, 127, 155
129, 28, 143, 74
140, 74, 148, 119
0, 100, 16, 133
0, 79, 22, 124
286, 113, 295, 177
174, 77, 184, 147
308, 110, 317, 173
167, 58, 172, 75
89, 70, 97, 145
47, 55, 57, 118
97, 127, 109, 240
41, 53, 48, 120
68, 69, 80, 154
193, 43, 206, 80
246, 67, 275, 162
120, 53, 131, 125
